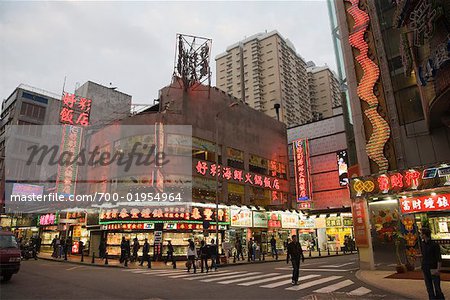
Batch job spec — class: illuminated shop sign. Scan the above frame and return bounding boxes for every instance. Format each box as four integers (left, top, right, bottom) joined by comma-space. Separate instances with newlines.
350, 169, 425, 198
267, 212, 282, 228
100, 206, 229, 224
326, 217, 342, 228
298, 201, 312, 210
293, 139, 311, 201
175, 223, 226, 231
230, 208, 252, 227
195, 160, 281, 190
38, 213, 59, 226
346, 0, 391, 172
281, 212, 299, 229
337, 150, 349, 186
60, 92, 92, 126
400, 193, 450, 214
252, 211, 268, 228
351, 199, 369, 247
105, 223, 155, 230
298, 218, 315, 229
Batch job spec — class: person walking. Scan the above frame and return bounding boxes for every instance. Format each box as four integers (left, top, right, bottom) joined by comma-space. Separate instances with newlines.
199, 240, 209, 273
140, 238, 150, 267
63, 238, 70, 260
186, 239, 197, 273
165, 241, 174, 265
50, 236, 58, 258
247, 238, 253, 262
417, 228, 445, 300
310, 238, 316, 252
209, 239, 218, 271
252, 240, 257, 261
287, 235, 305, 285
235, 239, 244, 261
132, 237, 140, 262
59, 238, 65, 259
270, 235, 278, 260
99, 238, 106, 259
119, 237, 127, 264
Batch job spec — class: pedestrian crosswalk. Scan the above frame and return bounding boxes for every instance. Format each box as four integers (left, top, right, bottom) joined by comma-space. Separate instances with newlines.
122, 268, 373, 296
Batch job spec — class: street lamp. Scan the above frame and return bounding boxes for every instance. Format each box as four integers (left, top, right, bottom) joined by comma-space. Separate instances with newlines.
215, 101, 239, 259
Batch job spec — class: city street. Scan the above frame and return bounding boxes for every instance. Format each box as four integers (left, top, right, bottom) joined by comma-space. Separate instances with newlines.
0, 254, 405, 299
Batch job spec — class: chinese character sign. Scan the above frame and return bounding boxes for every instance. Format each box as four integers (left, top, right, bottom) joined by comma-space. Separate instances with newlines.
230, 208, 252, 227
60, 92, 92, 126
293, 139, 311, 201
400, 193, 450, 214
351, 199, 369, 247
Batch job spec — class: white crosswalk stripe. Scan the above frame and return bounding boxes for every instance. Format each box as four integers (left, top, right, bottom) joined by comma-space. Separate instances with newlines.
169, 270, 228, 278
218, 273, 280, 284
313, 279, 354, 293
200, 272, 261, 282
238, 274, 292, 286
286, 276, 342, 291
260, 274, 320, 288
184, 271, 243, 280
348, 286, 372, 296
154, 270, 189, 276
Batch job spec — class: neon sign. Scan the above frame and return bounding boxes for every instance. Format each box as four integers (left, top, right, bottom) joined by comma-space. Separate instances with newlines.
99, 206, 229, 224
38, 213, 58, 226
400, 193, 450, 214
60, 92, 92, 126
293, 139, 311, 201
346, 0, 391, 172
195, 160, 281, 190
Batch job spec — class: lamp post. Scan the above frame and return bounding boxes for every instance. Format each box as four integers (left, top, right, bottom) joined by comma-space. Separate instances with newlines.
215, 101, 239, 258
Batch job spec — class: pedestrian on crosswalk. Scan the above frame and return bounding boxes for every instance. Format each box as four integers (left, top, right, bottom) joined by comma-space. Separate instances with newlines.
287, 235, 305, 285
199, 240, 209, 273
208, 239, 218, 271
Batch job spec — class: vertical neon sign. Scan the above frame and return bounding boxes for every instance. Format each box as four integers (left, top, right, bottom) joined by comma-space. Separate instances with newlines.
346, 0, 391, 172
293, 139, 311, 201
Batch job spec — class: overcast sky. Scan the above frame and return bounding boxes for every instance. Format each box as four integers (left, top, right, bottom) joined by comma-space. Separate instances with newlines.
0, 1, 337, 105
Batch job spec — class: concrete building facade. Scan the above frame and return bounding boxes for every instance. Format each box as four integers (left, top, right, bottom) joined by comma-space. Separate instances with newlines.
307, 63, 341, 121
215, 30, 310, 127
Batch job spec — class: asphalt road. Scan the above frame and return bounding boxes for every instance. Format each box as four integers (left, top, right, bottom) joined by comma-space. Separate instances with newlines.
1, 254, 406, 300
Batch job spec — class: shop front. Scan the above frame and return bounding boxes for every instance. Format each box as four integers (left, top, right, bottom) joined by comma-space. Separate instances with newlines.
37, 213, 60, 252
325, 214, 353, 252
349, 163, 450, 270
298, 217, 316, 250
99, 204, 230, 259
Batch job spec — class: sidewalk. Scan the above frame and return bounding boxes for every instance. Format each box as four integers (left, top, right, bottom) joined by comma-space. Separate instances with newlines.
37, 250, 355, 269
356, 269, 450, 299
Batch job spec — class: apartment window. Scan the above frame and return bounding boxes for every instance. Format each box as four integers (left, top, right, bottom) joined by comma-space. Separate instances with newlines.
21, 92, 48, 105
249, 154, 268, 175
20, 102, 46, 120
17, 120, 42, 137
227, 147, 244, 169
192, 137, 221, 163
193, 176, 216, 202
228, 183, 244, 204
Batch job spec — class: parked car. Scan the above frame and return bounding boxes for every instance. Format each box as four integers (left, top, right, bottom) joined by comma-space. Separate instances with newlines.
0, 231, 21, 282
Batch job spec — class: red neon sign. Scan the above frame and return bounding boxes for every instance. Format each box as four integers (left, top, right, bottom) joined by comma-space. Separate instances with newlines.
400, 193, 450, 214
195, 160, 281, 190
293, 139, 311, 201
346, 0, 391, 172
59, 92, 92, 126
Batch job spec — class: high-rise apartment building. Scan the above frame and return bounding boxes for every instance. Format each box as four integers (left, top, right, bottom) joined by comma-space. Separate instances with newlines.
215, 30, 310, 127
307, 63, 341, 120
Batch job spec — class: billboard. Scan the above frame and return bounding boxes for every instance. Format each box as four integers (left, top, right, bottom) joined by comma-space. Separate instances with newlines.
337, 150, 349, 186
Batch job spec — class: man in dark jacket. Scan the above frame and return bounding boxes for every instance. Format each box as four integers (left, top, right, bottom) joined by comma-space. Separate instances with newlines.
270, 236, 278, 260
419, 228, 444, 300
140, 238, 150, 267
287, 235, 305, 285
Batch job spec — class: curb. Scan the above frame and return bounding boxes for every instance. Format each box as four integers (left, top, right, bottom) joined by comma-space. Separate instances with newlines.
38, 252, 356, 270
37, 256, 125, 269
355, 270, 416, 299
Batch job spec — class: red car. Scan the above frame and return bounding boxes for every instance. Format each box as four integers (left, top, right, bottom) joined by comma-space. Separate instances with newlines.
0, 231, 21, 282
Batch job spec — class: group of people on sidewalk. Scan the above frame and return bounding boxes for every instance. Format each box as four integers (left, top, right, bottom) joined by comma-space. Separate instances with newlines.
50, 235, 77, 260
117, 237, 176, 268
185, 239, 218, 273
233, 235, 280, 262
